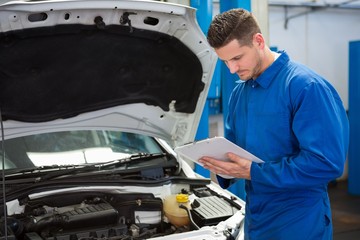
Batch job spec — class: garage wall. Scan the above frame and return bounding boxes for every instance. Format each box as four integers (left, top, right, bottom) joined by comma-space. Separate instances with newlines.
268, 6, 360, 110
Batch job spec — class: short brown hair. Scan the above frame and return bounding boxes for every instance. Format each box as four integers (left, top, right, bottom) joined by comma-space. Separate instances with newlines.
207, 8, 261, 49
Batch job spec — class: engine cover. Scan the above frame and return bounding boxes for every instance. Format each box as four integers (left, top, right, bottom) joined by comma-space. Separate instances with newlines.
190, 196, 239, 227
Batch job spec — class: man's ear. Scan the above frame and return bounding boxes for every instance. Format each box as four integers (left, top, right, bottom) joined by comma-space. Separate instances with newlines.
253, 33, 265, 48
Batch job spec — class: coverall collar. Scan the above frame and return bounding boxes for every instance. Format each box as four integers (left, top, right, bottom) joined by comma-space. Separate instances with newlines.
253, 50, 289, 89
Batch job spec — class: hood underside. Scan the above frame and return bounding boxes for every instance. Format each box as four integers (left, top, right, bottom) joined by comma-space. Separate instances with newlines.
0, 24, 203, 121
0, 0, 217, 146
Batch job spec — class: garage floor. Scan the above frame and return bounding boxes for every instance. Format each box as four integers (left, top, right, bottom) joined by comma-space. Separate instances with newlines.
208, 114, 360, 239
329, 180, 360, 239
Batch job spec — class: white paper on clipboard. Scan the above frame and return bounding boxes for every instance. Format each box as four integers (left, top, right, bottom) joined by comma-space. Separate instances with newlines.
174, 136, 264, 179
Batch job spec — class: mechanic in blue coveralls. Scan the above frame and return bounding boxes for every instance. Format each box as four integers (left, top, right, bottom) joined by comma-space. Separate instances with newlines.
198, 8, 349, 240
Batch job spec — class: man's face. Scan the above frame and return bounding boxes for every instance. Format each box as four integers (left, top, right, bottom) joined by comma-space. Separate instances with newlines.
215, 36, 263, 80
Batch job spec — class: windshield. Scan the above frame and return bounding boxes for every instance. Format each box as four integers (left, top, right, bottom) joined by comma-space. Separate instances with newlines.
0, 130, 164, 170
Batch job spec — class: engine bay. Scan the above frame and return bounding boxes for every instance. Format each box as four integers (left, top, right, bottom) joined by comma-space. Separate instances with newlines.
0, 183, 243, 240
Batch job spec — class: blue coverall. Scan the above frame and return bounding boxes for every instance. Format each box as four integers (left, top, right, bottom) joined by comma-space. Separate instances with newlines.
219, 51, 349, 240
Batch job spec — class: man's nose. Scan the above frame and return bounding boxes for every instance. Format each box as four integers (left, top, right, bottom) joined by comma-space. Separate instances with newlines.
227, 61, 239, 74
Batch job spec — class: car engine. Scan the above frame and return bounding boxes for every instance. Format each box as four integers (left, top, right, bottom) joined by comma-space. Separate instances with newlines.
0, 185, 242, 240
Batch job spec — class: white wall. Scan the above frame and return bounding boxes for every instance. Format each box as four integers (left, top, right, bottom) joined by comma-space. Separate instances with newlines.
269, 6, 360, 109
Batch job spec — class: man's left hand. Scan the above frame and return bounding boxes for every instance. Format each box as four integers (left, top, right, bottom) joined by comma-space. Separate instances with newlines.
198, 152, 252, 180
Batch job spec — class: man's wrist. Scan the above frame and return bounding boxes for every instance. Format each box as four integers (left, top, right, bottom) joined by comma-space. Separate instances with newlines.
246, 161, 252, 180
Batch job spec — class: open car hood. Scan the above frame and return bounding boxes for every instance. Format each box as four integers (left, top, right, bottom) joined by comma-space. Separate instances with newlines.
0, 0, 217, 148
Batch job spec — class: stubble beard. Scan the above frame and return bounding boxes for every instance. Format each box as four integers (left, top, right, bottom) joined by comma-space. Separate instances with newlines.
238, 52, 263, 81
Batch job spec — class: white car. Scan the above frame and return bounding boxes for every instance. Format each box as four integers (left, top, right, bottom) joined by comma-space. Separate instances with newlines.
0, 0, 245, 239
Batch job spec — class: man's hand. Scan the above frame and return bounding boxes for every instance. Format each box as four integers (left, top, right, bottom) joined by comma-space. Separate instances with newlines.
198, 152, 252, 180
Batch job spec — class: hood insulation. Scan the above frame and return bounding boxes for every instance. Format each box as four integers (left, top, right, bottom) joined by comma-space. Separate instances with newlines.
0, 24, 204, 122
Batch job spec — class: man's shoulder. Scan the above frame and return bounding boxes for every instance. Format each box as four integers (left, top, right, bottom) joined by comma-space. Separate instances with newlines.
282, 60, 326, 87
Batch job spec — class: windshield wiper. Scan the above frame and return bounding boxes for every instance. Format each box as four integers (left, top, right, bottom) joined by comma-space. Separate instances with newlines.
4, 165, 85, 176
2, 152, 171, 183
31, 152, 171, 182
100, 152, 170, 167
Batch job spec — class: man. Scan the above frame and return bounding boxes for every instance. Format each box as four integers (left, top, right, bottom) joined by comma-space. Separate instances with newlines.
199, 8, 349, 240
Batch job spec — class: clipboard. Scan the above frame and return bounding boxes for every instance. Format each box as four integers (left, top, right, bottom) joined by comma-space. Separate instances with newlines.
174, 136, 263, 179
